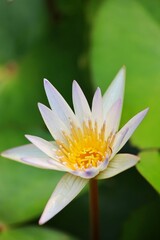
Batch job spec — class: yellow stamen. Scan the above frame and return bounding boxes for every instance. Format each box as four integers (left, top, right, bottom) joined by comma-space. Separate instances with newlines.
56, 120, 114, 171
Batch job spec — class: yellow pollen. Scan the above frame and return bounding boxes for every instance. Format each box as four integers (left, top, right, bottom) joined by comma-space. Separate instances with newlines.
56, 120, 115, 171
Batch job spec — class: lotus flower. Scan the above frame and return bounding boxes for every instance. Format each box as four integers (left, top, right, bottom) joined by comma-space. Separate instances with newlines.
1, 67, 148, 224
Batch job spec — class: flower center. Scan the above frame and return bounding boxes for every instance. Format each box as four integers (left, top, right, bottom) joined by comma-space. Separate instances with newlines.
56, 120, 115, 170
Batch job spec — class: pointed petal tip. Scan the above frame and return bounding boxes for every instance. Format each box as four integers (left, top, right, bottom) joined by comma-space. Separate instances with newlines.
111, 66, 126, 89
122, 65, 126, 71
43, 78, 49, 85
38, 213, 51, 225
38, 102, 43, 112
38, 102, 47, 111
118, 66, 126, 81
43, 79, 56, 95
24, 134, 30, 138
1, 148, 17, 159
136, 155, 140, 162
72, 80, 82, 91
72, 80, 78, 88
93, 87, 102, 101
95, 86, 101, 94
130, 154, 140, 163
37, 102, 42, 108
38, 216, 45, 225
38, 103, 50, 117
43, 79, 51, 90
25, 134, 34, 142
1, 150, 7, 158
24, 134, 32, 143
143, 107, 149, 114
138, 107, 149, 119
1, 149, 15, 160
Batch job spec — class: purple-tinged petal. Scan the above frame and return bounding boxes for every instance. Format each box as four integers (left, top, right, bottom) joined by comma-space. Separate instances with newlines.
111, 127, 129, 158
25, 135, 58, 160
44, 79, 78, 128
39, 173, 88, 224
22, 157, 67, 171
72, 81, 91, 123
103, 67, 125, 118
97, 154, 139, 179
1, 143, 65, 170
105, 99, 122, 138
99, 158, 109, 172
1, 143, 47, 161
38, 103, 69, 142
114, 108, 149, 153
92, 87, 103, 129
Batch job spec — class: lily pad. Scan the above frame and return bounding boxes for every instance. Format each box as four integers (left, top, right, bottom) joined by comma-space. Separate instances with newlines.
0, 0, 48, 62
0, 227, 77, 240
137, 151, 160, 193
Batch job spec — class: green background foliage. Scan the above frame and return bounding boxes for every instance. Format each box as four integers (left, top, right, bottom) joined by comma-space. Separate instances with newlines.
0, 0, 159, 239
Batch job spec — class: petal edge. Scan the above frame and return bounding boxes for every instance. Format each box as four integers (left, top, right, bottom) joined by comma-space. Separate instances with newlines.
96, 154, 139, 179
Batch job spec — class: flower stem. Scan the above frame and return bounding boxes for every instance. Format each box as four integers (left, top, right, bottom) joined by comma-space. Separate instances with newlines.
89, 179, 100, 240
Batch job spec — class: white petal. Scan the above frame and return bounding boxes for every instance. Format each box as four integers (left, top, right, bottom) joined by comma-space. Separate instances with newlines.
103, 67, 125, 118
22, 157, 67, 170
97, 154, 139, 179
111, 127, 129, 158
99, 158, 109, 171
44, 79, 78, 128
1, 144, 64, 170
113, 108, 148, 153
25, 135, 58, 159
1, 143, 47, 161
105, 99, 122, 138
92, 87, 103, 129
72, 81, 91, 122
39, 173, 88, 224
38, 103, 69, 142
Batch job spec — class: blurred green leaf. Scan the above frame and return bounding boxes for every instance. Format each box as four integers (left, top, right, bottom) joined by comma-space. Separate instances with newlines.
136, 151, 160, 193
0, 1, 92, 128
0, 59, 46, 129
121, 200, 160, 240
0, 227, 77, 240
139, 0, 160, 25
0, 0, 48, 62
90, 0, 160, 148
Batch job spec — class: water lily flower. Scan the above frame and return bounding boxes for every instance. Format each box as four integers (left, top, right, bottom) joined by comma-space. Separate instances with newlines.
1, 67, 148, 224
